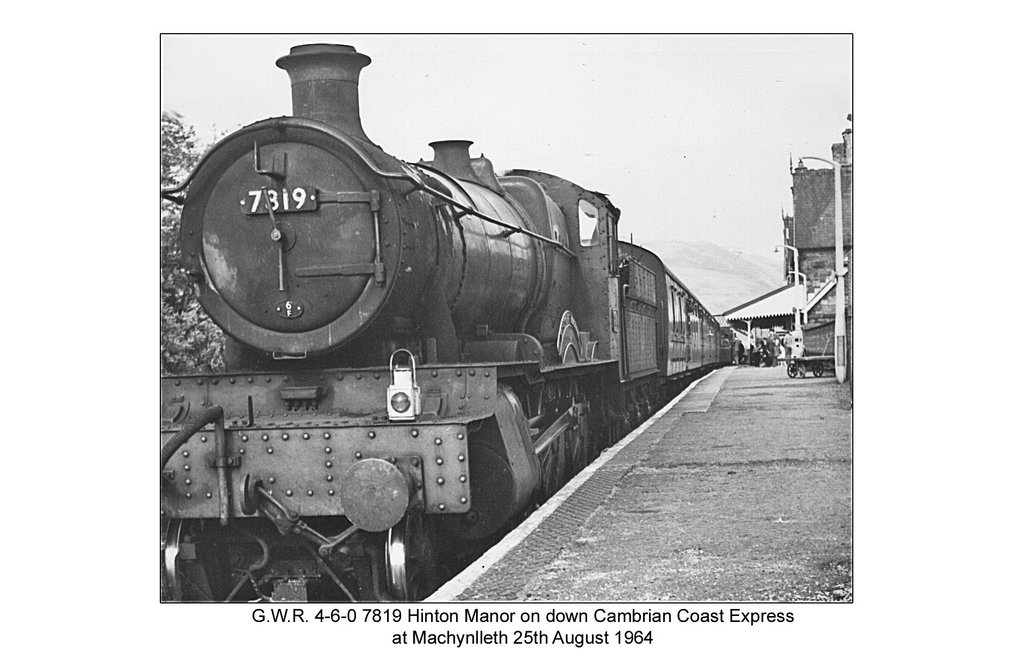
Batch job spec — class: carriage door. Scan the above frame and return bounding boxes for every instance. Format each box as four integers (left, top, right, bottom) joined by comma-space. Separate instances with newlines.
622, 258, 658, 380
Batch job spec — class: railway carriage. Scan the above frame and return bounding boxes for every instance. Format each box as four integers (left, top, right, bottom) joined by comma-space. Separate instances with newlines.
160, 43, 728, 602
617, 243, 728, 399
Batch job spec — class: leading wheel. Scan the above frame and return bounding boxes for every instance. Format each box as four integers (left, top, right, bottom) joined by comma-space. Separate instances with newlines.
161, 519, 185, 600
787, 363, 798, 379
385, 513, 439, 601
160, 519, 253, 601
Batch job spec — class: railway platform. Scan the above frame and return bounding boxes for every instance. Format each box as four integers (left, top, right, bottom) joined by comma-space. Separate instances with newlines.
428, 364, 852, 601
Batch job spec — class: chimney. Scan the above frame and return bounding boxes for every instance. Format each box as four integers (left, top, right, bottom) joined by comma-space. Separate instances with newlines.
842, 128, 853, 165
831, 141, 845, 165
276, 44, 372, 142
427, 140, 506, 194
428, 140, 477, 181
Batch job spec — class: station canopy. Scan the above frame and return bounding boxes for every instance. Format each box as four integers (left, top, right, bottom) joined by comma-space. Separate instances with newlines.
721, 284, 803, 328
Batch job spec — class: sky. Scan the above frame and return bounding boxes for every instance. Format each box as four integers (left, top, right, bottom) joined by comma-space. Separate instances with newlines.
161, 34, 851, 260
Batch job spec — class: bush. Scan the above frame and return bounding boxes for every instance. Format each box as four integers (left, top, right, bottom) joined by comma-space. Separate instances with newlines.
161, 112, 225, 374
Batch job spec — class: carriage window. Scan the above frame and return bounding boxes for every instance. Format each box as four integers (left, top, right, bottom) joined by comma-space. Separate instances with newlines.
578, 200, 599, 247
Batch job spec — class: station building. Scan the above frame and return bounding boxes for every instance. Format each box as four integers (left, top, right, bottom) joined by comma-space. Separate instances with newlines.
721, 120, 853, 375
789, 123, 853, 371
789, 124, 853, 331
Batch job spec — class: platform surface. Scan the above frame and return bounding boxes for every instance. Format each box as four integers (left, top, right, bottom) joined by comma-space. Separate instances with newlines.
429, 365, 853, 602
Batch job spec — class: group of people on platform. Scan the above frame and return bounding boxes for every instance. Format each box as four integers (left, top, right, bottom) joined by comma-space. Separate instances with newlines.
734, 330, 803, 367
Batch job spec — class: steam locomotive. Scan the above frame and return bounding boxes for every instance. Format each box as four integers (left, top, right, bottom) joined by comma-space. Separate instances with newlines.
160, 43, 732, 602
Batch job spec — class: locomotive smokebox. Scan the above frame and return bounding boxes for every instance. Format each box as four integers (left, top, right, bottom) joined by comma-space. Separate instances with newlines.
276, 44, 372, 142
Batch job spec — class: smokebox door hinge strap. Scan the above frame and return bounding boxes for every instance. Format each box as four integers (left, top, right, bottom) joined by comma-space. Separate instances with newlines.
305, 190, 386, 286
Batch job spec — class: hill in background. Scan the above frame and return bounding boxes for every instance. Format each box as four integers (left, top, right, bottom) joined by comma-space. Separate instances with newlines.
631, 240, 783, 314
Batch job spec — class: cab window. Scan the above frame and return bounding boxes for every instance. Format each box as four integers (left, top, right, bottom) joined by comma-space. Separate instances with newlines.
578, 200, 599, 247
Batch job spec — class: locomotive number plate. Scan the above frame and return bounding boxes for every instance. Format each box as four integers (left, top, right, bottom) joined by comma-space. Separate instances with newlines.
242, 186, 319, 215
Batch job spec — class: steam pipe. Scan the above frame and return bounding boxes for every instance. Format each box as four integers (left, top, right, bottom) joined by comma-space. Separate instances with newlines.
160, 406, 224, 469
160, 405, 232, 525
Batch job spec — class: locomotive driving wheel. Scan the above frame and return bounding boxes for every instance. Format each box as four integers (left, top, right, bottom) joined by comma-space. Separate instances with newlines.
385, 513, 439, 601
540, 438, 567, 500
567, 381, 590, 475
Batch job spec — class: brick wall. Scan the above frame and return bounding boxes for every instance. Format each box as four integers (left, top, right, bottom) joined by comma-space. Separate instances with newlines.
808, 289, 836, 326
805, 251, 852, 327
801, 249, 836, 293
791, 165, 853, 250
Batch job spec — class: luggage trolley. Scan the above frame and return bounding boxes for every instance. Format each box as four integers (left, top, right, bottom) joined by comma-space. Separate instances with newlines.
786, 335, 836, 379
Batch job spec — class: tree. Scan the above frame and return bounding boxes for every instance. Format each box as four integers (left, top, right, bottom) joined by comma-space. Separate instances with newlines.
161, 112, 225, 374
